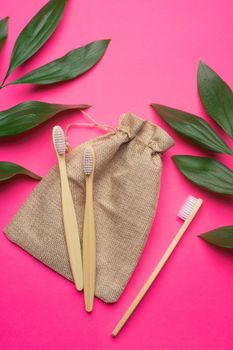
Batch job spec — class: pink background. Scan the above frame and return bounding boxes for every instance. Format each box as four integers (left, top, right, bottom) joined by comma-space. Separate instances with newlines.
0, 0, 233, 349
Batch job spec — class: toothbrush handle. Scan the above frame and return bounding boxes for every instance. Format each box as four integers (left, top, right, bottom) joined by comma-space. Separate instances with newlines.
59, 156, 83, 291
83, 174, 96, 312
112, 199, 203, 336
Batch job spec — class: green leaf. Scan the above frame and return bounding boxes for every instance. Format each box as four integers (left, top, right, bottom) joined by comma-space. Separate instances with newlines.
2, 0, 67, 84
0, 101, 89, 137
173, 155, 233, 195
198, 61, 233, 139
0, 161, 41, 181
199, 226, 233, 249
151, 103, 233, 155
0, 17, 8, 52
9, 39, 111, 85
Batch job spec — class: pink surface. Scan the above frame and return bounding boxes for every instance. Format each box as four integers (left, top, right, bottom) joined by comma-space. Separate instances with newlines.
0, 0, 233, 349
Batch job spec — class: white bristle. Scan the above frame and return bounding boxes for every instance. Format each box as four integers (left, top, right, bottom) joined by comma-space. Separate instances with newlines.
178, 195, 198, 220
53, 126, 66, 155
83, 147, 94, 175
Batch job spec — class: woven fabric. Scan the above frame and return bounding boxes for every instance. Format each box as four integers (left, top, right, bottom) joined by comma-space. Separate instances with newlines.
5, 113, 174, 303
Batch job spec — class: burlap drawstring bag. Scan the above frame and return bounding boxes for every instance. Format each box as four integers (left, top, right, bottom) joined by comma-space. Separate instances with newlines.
5, 112, 174, 303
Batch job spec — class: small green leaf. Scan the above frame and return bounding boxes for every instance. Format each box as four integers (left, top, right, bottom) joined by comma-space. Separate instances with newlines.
199, 226, 233, 249
0, 17, 8, 52
9, 39, 111, 85
198, 61, 233, 139
2, 0, 67, 83
151, 103, 233, 155
0, 161, 41, 181
0, 101, 89, 137
173, 155, 233, 195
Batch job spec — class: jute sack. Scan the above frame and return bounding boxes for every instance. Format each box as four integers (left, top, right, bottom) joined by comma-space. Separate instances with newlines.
5, 112, 174, 303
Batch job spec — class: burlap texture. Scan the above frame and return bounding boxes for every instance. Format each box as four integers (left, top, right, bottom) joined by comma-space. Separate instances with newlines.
5, 113, 174, 303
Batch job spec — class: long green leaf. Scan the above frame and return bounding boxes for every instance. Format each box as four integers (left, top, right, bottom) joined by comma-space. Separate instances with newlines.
173, 155, 233, 194
0, 17, 8, 52
0, 161, 41, 181
9, 39, 111, 85
0, 101, 89, 137
151, 103, 233, 155
199, 226, 233, 249
2, 0, 67, 84
198, 61, 233, 139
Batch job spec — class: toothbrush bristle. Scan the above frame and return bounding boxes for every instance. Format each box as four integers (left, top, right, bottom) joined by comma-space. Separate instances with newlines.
54, 126, 66, 155
178, 195, 198, 220
83, 147, 94, 175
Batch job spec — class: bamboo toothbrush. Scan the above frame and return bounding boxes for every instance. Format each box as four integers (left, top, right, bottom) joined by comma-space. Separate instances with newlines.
112, 195, 203, 336
83, 146, 96, 312
52, 125, 83, 291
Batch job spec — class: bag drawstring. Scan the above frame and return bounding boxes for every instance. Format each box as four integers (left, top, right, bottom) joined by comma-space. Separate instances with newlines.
64, 110, 115, 151
65, 110, 115, 135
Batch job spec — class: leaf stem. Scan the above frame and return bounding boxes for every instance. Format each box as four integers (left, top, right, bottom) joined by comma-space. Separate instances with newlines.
1, 71, 9, 86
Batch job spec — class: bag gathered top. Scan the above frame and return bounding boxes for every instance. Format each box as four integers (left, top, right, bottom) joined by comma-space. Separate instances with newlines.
5, 112, 175, 303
